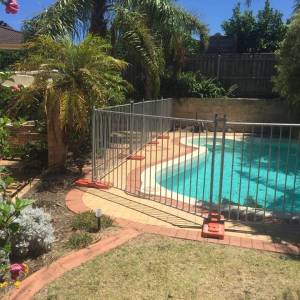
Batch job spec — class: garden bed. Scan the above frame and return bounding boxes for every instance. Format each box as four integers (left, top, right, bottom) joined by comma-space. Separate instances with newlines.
0, 169, 118, 298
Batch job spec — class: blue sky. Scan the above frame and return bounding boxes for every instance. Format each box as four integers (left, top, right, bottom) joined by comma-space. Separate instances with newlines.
0, 0, 295, 34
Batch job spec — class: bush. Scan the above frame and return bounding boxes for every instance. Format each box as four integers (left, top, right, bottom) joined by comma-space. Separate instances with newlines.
19, 140, 48, 162
0, 116, 10, 158
68, 233, 93, 249
11, 206, 55, 259
72, 211, 113, 233
0, 86, 16, 116
161, 71, 237, 98
0, 198, 32, 273
274, 12, 300, 107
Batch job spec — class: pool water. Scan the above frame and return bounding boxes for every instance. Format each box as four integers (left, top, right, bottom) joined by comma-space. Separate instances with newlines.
157, 137, 300, 214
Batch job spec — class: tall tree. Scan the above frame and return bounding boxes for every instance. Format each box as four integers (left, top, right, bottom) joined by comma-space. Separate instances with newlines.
23, 0, 208, 99
222, 1, 287, 53
274, 11, 300, 107
222, 3, 257, 53
256, 0, 287, 52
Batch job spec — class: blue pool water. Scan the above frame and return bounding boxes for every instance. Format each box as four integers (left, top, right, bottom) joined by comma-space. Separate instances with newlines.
157, 137, 300, 213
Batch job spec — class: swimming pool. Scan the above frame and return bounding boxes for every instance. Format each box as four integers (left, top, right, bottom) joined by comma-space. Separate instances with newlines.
156, 137, 300, 214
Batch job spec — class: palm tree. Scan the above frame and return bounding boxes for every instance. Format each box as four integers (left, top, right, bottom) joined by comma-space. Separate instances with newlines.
16, 35, 129, 169
23, 0, 208, 99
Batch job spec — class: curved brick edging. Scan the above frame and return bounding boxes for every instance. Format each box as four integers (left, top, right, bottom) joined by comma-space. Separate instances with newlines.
66, 188, 300, 256
6, 228, 140, 300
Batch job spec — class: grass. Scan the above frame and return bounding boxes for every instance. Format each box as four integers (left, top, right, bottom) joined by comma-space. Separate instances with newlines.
35, 234, 300, 300
72, 211, 113, 233
67, 233, 93, 249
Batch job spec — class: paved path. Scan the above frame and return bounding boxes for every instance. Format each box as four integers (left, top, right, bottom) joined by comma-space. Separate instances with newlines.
83, 188, 202, 228
68, 188, 300, 256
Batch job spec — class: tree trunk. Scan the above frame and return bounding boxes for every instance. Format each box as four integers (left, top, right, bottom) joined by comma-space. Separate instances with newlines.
89, 0, 108, 36
46, 90, 67, 170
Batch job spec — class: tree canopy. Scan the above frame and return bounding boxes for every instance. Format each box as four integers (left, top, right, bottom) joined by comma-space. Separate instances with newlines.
222, 0, 287, 53
274, 11, 300, 107
22, 0, 208, 99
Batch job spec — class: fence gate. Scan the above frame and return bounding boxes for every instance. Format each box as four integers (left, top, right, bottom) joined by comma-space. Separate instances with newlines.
92, 99, 300, 224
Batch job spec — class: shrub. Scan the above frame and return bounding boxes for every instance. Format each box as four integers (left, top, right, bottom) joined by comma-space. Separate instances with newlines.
11, 206, 55, 259
19, 140, 48, 163
68, 233, 93, 249
0, 198, 32, 278
161, 71, 237, 98
0, 116, 10, 158
72, 211, 113, 233
0, 167, 14, 195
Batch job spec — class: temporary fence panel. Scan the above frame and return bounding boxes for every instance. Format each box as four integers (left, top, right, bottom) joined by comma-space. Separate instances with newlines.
92, 99, 300, 224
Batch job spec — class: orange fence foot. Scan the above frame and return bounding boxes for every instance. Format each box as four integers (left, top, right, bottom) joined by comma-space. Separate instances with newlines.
75, 179, 112, 189
201, 213, 225, 240
127, 155, 145, 161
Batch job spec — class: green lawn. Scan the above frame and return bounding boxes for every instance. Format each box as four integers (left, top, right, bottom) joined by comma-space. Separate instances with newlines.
36, 234, 300, 300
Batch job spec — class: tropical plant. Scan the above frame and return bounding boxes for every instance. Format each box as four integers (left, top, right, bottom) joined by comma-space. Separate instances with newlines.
16, 34, 129, 169
273, 11, 300, 107
161, 72, 237, 98
22, 0, 208, 99
222, 1, 287, 53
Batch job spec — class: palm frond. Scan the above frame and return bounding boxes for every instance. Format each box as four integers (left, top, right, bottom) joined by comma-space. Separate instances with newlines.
113, 8, 164, 97
119, 0, 208, 42
17, 35, 130, 132
22, 0, 93, 39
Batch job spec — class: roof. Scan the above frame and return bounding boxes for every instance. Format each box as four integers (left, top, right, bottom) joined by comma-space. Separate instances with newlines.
207, 35, 237, 54
0, 22, 23, 50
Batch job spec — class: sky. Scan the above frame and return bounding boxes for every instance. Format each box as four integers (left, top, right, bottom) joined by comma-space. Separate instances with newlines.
0, 0, 295, 34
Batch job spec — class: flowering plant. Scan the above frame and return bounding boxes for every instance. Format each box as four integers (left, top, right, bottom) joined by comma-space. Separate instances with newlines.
0, 0, 19, 14
0, 263, 29, 290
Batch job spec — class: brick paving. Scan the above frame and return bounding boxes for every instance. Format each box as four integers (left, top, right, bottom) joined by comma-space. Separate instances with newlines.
67, 188, 300, 256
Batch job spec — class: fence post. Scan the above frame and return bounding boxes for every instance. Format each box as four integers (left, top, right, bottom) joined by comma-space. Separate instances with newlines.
209, 114, 218, 213
92, 107, 97, 182
218, 115, 227, 214
130, 101, 134, 154
217, 54, 221, 80
142, 98, 145, 144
